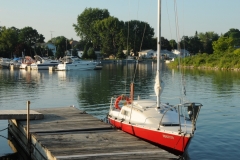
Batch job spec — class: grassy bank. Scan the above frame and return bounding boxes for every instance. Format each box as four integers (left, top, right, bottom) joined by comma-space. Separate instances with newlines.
168, 53, 240, 70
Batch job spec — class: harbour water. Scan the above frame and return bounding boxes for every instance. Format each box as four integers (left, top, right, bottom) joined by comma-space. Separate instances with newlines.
0, 62, 240, 159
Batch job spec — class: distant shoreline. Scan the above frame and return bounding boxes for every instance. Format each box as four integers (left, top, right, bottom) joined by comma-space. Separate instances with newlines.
171, 65, 240, 71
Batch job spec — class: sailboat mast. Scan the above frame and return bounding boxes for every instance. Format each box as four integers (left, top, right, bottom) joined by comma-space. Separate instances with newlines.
157, 0, 161, 107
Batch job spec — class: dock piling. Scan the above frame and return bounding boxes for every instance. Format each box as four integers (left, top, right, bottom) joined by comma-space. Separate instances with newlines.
26, 100, 31, 156
26, 101, 30, 141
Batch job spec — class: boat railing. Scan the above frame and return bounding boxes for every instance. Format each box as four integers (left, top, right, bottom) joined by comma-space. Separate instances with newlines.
109, 96, 143, 111
178, 102, 203, 134
109, 97, 115, 111
157, 105, 178, 130
157, 102, 202, 134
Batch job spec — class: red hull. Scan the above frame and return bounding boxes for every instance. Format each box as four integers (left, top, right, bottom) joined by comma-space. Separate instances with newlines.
109, 118, 191, 154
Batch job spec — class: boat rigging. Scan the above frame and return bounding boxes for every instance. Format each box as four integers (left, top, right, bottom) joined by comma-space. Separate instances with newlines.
108, 0, 202, 155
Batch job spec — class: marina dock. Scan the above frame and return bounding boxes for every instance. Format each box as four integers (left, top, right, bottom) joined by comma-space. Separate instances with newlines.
4, 106, 179, 160
0, 110, 43, 120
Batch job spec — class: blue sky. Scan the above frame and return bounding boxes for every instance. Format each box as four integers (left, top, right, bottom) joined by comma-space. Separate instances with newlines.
1, 0, 239, 42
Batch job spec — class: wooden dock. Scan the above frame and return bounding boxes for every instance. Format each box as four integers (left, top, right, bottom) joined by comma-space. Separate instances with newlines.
0, 110, 43, 120
6, 106, 179, 160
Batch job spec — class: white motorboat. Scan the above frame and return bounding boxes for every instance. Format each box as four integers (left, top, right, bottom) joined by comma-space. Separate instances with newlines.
19, 56, 36, 69
56, 55, 100, 71
31, 55, 59, 70
165, 57, 174, 64
9, 57, 22, 69
0, 57, 11, 68
108, 0, 202, 155
116, 56, 138, 63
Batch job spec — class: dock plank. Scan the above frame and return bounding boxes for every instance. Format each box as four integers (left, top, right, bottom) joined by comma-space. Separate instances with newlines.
0, 110, 43, 120
19, 107, 113, 133
8, 107, 179, 160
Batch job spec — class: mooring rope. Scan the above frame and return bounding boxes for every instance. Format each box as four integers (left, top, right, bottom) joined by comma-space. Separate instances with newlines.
0, 127, 9, 132
0, 134, 9, 140
0, 126, 10, 140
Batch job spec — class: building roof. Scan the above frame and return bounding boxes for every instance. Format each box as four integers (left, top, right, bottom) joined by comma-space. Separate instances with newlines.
70, 40, 79, 46
138, 49, 154, 53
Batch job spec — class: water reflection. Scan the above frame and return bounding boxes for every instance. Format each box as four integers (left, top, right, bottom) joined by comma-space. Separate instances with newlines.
77, 62, 158, 117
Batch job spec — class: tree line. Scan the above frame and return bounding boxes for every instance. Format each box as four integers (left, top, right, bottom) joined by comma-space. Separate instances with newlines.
169, 29, 240, 69
0, 7, 240, 59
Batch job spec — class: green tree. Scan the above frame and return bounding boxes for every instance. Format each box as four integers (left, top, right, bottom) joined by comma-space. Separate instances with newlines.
32, 45, 41, 56
123, 20, 154, 54
116, 46, 125, 59
77, 39, 88, 50
55, 46, 64, 58
169, 39, 177, 50
212, 36, 235, 54
223, 28, 240, 47
51, 36, 70, 58
87, 47, 96, 59
95, 16, 124, 56
73, 8, 110, 48
161, 37, 171, 50
150, 37, 157, 51
233, 48, 240, 56
198, 32, 219, 54
0, 27, 18, 58
82, 45, 88, 59
17, 27, 45, 57
224, 28, 240, 39
14, 43, 29, 57
18, 27, 44, 46
180, 35, 202, 55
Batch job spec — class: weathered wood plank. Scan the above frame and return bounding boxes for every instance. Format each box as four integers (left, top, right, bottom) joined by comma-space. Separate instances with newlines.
0, 110, 43, 120
17, 107, 113, 133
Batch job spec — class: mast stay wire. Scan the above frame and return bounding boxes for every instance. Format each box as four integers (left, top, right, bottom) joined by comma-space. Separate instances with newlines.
131, 0, 140, 84
133, 0, 140, 58
125, 0, 147, 98
125, 0, 139, 95
166, 0, 173, 41
132, 0, 152, 84
180, 0, 187, 98
125, 0, 140, 95
174, 0, 187, 103
124, 0, 131, 96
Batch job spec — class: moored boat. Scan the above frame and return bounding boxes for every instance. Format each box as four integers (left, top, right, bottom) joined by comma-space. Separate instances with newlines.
9, 57, 22, 69
117, 56, 138, 63
19, 56, 36, 69
108, 96, 202, 154
0, 57, 11, 68
31, 55, 59, 70
56, 55, 100, 71
108, 0, 202, 155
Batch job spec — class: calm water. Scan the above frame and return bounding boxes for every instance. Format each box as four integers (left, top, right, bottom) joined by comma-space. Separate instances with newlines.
0, 62, 240, 159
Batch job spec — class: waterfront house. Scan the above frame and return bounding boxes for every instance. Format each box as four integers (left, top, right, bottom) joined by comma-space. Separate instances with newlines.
34, 43, 57, 56
138, 49, 156, 59
172, 49, 190, 57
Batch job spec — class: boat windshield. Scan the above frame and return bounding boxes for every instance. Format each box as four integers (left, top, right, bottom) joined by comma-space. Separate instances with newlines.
72, 57, 81, 61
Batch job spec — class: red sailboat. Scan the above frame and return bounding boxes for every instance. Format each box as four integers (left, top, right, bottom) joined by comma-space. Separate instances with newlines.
108, 0, 202, 154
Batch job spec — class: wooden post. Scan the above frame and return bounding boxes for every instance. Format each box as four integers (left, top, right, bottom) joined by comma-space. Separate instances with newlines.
27, 100, 32, 158
27, 101, 30, 142
130, 83, 134, 102
49, 66, 53, 71
10, 64, 14, 70
27, 66, 31, 71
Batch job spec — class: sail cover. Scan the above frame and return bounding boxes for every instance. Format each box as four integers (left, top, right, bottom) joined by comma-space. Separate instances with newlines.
154, 71, 160, 96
